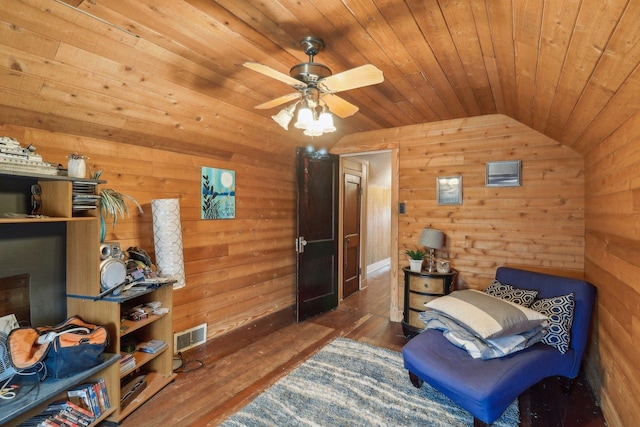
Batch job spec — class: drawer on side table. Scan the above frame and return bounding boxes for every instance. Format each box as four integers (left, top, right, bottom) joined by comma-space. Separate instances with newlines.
408, 309, 426, 330
408, 293, 439, 311
410, 276, 445, 294
402, 267, 457, 337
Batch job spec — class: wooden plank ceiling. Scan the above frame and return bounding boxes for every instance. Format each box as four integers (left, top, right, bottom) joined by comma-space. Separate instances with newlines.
2, 0, 639, 157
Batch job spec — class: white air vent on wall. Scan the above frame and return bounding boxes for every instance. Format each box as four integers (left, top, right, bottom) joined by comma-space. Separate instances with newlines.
174, 323, 207, 353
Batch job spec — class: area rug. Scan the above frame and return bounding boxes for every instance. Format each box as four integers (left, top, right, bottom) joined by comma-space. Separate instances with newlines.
221, 337, 519, 426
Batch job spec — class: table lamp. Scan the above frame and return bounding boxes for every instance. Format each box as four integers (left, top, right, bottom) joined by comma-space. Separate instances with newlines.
419, 228, 444, 273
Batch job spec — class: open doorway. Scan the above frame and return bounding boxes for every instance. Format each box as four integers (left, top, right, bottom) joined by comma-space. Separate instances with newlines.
339, 152, 392, 300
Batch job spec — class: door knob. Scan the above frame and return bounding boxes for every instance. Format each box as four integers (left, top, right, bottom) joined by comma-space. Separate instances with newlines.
296, 236, 308, 253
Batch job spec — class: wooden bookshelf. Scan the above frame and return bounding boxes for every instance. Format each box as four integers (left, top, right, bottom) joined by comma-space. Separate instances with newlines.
1, 172, 174, 424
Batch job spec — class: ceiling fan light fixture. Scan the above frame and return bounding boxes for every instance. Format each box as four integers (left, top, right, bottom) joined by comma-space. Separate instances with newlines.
318, 106, 336, 133
271, 103, 296, 130
295, 101, 313, 130
303, 121, 323, 136
244, 36, 384, 137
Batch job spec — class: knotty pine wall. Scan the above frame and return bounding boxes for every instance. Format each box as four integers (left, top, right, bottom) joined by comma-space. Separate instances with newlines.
6, 108, 639, 425
334, 112, 640, 426
1, 124, 297, 339
365, 186, 391, 267
583, 111, 640, 427
334, 114, 585, 291
398, 116, 585, 288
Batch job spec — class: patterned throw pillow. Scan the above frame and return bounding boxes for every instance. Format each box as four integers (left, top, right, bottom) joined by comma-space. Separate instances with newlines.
530, 293, 575, 354
484, 280, 538, 307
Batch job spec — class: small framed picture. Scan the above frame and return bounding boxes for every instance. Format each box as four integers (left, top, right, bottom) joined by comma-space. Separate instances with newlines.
436, 176, 462, 205
201, 166, 236, 219
486, 160, 521, 187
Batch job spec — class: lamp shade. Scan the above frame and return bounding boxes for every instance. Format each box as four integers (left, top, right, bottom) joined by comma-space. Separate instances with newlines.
271, 104, 295, 130
318, 106, 336, 133
303, 119, 323, 136
419, 227, 444, 249
152, 198, 186, 289
294, 104, 313, 129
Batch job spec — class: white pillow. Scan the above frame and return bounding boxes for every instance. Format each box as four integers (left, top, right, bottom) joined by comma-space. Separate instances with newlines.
426, 290, 549, 339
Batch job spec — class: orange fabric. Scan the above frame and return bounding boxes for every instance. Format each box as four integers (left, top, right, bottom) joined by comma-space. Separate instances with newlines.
53, 326, 107, 349
8, 328, 49, 369
9, 316, 107, 369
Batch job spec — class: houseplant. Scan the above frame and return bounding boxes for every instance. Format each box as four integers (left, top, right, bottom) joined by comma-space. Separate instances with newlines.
405, 248, 426, 272
92, 171, 143, 242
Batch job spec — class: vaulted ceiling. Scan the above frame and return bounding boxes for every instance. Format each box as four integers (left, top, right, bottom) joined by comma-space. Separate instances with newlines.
2, 0, 639, 159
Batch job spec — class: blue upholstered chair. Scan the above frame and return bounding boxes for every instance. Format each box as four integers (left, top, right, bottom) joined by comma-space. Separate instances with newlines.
402, 267, 596, 425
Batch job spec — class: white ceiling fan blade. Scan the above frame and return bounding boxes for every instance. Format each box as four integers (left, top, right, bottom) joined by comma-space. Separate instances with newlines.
255, 93, 301, 109
243, 62, 307, 89
322, 94, 359, 118
317, 64, 384, 93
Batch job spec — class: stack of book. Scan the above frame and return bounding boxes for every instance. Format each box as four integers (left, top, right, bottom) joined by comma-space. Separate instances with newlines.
120, 352, 136, 374
18, 401, 94, 426
18, 378, 110, 426
66, 378, 110, 420
138, 339, 167, 354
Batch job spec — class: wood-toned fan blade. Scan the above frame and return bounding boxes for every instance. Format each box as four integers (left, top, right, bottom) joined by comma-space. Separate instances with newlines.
317, 64, 383, 93
243, 62, 307, 89
322, 94, 359, 118
255, 93, 301, 109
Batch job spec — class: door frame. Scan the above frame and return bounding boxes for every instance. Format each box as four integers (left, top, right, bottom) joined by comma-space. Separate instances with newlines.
335, 148, 401, 322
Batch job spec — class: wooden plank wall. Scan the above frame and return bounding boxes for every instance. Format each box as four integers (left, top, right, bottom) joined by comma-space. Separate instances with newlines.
399, 115, 585, 284
334, 112, 640, 425
583, 111, 640, 427
0, 124, 297, 340
333, 114, 585, 321
366, 186, 391, 267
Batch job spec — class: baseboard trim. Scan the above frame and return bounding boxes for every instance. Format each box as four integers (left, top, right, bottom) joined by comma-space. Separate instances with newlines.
367, 258, 390, 274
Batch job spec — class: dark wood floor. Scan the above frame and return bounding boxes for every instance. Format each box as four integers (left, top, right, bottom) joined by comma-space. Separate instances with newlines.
118, 266, 607, 426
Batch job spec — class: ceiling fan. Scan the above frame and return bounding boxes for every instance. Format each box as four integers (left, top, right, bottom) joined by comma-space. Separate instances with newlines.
243, 37, 384, 135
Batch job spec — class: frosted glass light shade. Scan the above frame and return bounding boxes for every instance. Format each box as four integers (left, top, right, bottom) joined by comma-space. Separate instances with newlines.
303, 120, 323, 136
319, 109, 336, 133
295, 106, 313, 129
271, 104, 295, 130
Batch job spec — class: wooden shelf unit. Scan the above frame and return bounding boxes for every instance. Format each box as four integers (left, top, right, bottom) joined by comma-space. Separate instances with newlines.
1, 355, 120, 426
0, 170, 104, 223
67, 284, 177, 423
0, 172, 111, 426
1, 171, 175, 424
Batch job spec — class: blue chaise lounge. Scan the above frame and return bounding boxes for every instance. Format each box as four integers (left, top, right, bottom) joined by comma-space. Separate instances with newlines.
402, 266, 596, 425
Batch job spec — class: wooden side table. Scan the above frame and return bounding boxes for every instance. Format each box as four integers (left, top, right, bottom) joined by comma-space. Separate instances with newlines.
402, 267, 456, 337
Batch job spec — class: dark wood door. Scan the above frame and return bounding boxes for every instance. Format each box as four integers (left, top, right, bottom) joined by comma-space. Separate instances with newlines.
295, 147, 339, 322
343, 173, 361, 298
